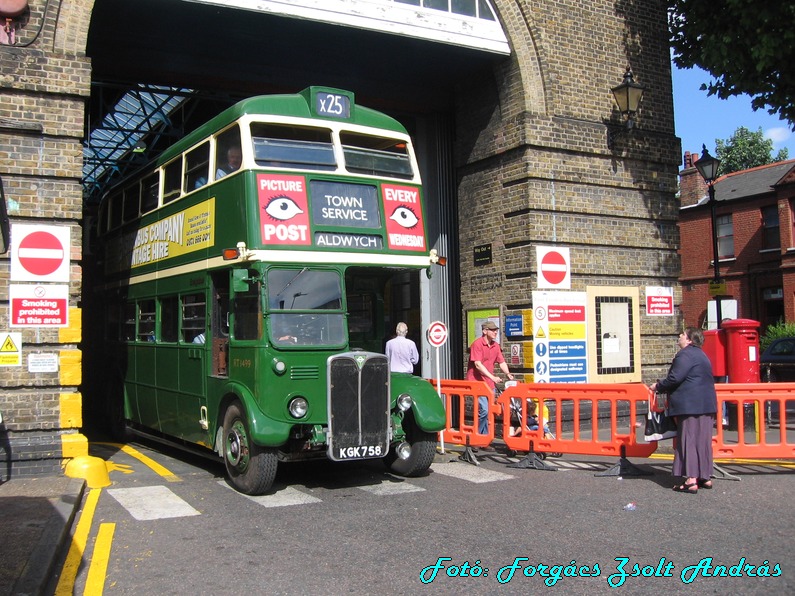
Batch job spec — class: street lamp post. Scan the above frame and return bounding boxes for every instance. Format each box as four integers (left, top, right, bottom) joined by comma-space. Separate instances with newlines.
695, 144, 722, 327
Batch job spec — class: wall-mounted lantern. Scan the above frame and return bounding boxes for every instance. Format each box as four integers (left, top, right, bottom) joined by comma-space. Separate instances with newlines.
607, 67, 645, 149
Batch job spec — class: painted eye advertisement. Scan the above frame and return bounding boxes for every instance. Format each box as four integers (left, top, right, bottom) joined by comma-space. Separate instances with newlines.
258, 174, 312, 246
382, 183, 426, 251
257, 174, 426, 252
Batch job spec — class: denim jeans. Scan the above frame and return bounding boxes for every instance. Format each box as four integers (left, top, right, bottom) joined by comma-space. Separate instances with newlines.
478, 395, 489, 435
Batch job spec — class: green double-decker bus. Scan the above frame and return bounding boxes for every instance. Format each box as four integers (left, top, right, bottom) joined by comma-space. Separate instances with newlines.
95, 87, 446, 494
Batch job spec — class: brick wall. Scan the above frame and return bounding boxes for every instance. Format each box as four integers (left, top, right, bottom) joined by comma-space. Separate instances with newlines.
456, 0, 683, 381
0, 0, 90, 480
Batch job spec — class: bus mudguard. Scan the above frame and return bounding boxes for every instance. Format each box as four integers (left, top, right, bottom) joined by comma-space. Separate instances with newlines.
221, 381, 292, 446
390, 374, 446, 432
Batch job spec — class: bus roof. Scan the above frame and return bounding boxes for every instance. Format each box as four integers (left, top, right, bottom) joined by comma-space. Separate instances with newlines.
158, 87, 409, 166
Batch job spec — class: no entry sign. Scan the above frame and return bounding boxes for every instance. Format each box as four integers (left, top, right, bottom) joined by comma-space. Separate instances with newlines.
537, 246, 571, 289
11, 224, 71, 282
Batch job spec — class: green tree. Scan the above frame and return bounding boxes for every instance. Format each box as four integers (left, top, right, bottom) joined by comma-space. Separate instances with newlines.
714, 127, 789, 175
669, 0, 795, 126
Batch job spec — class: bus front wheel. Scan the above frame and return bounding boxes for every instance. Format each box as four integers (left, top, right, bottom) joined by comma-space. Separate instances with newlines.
384, 412, 436, 477
222, 401, 278, 495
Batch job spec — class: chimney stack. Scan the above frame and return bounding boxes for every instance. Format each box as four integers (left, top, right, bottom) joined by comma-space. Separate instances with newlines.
679, 149, 709, 207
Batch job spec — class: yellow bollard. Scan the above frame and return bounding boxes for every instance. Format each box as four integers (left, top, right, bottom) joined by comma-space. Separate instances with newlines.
64, 455, 111, 488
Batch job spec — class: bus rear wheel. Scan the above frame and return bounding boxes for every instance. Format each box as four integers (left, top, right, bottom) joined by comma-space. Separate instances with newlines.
222, 401, 277, 495
384, 412, 436, 477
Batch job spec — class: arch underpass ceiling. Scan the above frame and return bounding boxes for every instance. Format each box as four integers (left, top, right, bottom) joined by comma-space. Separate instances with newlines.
84, 0, 508, 203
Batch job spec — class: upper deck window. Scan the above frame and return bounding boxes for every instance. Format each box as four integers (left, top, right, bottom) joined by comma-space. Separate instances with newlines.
215, 126, 242, 180
251, 123, 336, 171
340, 132, 413, 179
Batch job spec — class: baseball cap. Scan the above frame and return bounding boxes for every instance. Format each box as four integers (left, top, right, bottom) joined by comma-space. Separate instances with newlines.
481, 321, 498, 330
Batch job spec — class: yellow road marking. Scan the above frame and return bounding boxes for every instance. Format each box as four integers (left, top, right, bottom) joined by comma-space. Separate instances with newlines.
95, 441, 181, 482
56, 488, 101, 595
84, 523, 115, 595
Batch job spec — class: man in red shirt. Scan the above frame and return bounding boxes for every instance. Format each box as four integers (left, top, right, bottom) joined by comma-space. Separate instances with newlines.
466, 320, 514, 434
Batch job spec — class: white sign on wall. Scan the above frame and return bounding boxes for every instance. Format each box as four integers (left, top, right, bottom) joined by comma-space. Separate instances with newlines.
646, 286, 674, 316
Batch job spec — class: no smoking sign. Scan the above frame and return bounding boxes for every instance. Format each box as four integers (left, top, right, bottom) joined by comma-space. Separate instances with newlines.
11, 224, 71, 283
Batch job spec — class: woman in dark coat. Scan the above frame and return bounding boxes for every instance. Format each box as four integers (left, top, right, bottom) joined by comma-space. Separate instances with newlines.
650, 327, 717, 494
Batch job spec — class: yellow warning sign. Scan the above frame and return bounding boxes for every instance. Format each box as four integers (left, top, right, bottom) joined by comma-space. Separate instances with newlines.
535, 327, 546, 338
2, 335, 18, 352
0, 332, 22, 367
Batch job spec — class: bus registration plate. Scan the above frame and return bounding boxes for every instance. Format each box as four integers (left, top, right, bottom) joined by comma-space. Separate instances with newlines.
333, 444, 385, 460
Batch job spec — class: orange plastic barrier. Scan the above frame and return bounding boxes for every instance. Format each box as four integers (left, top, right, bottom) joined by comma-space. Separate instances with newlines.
435, 379, 495, 449
714, 383, 795, 459
496, 383, 657, 459
433, 379, 795, 466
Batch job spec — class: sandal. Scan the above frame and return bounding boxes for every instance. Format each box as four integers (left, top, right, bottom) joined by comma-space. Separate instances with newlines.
697, 479, 713, 489
672, 482, 698, 494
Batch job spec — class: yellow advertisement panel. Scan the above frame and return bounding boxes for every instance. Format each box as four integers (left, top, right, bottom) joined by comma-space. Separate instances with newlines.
130, 199, 215, 268
106, 198, 216, 275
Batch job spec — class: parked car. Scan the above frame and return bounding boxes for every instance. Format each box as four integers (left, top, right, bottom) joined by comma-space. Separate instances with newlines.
760, 337, 795, 382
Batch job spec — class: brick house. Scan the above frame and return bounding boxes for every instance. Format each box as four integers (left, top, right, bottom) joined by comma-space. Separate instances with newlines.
679, 151, 795, 330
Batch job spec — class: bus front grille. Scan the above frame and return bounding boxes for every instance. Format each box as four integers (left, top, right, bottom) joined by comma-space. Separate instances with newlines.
327, 352, 390, 461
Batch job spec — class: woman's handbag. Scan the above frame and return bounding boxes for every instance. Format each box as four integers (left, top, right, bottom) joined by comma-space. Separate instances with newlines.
644, 408, 677, 441
651, 392, 668, 413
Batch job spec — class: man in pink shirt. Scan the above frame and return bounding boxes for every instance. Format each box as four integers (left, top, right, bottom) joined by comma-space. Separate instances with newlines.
466, 320, 514, 434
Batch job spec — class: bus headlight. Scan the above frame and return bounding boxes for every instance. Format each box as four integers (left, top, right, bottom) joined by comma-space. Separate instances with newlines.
288, 397, 308, 419
397, 393, 412, 412
272, 358, 286, 375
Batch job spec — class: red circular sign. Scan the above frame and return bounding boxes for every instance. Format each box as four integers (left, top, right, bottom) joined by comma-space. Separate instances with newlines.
18, 231, 65, 276
540, 250, 568, 285
427, 321, 448, 347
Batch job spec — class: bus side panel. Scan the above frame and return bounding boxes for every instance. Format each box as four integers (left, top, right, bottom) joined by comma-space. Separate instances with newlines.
133, 345, 160, 430
155, 345, 180, 437
179, 346, 209, 445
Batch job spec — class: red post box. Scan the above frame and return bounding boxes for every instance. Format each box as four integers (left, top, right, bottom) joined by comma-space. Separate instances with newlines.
722, 319, 760, 383
722, 319, 761, 431
702, 329, 727, 378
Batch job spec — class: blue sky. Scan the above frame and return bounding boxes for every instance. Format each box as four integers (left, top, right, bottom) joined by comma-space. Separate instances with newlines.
671, 64, 795, 162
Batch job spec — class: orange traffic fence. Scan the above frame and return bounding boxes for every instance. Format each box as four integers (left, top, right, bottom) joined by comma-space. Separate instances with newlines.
436, 379, 496, 450
497, 383, 657, 462
714, 383, 795, 460
435, 379, 656, 472
435, 380, 795, 472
